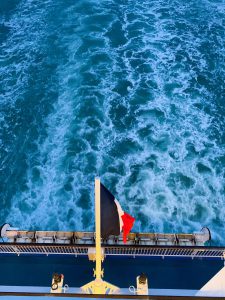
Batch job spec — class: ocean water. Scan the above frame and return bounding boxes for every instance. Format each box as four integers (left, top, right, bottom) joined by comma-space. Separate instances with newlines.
1, 0, 225, 244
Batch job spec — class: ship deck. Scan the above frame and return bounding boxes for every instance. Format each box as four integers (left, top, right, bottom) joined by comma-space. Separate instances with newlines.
0, 248, 224, 298
0, 227, 224, 299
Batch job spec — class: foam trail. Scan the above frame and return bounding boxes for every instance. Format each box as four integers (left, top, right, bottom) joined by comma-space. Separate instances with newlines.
1, 0, 225, 244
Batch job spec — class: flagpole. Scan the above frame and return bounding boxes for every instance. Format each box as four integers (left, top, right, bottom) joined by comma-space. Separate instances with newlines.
95, 178, 102, 281
81, 178, 119, 294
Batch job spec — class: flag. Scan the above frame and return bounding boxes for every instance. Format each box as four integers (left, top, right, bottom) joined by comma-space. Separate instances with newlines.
100, 183, 135, 243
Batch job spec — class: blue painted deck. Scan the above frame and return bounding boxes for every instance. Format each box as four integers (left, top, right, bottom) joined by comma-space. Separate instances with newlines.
0, 254, 223, 290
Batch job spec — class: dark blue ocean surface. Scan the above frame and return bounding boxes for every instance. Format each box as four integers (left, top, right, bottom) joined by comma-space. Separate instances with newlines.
0, 0, 225, 243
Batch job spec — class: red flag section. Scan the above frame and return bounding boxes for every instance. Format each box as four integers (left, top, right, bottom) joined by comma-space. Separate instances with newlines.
121, 212, 135, 243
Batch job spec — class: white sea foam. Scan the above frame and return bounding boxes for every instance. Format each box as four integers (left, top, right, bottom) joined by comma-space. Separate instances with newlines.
2, 0, 225, 244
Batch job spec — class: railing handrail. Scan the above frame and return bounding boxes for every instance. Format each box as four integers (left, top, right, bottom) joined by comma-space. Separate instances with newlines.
0, 243, 224, 259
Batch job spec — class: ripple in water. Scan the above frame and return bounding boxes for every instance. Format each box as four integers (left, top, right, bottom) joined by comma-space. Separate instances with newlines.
1, 0, 225, 244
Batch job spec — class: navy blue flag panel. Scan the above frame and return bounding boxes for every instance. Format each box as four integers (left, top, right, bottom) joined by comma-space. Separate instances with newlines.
100, 183, 120, 239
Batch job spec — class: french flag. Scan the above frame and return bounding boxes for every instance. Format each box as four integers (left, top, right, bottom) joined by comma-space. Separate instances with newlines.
100, 183, 135, 243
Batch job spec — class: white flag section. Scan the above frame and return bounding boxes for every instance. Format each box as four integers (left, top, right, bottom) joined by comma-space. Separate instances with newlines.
114, 199, 124, 232
196, 266, 225, 297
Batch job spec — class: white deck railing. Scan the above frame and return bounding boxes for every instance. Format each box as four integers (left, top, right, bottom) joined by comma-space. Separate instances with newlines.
0, 243, 224, 259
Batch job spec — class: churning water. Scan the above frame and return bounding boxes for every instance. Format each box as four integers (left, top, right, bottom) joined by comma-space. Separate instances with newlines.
1, 0, 225, 244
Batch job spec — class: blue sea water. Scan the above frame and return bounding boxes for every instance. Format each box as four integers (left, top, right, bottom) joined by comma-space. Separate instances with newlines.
0, 0, 225, 244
